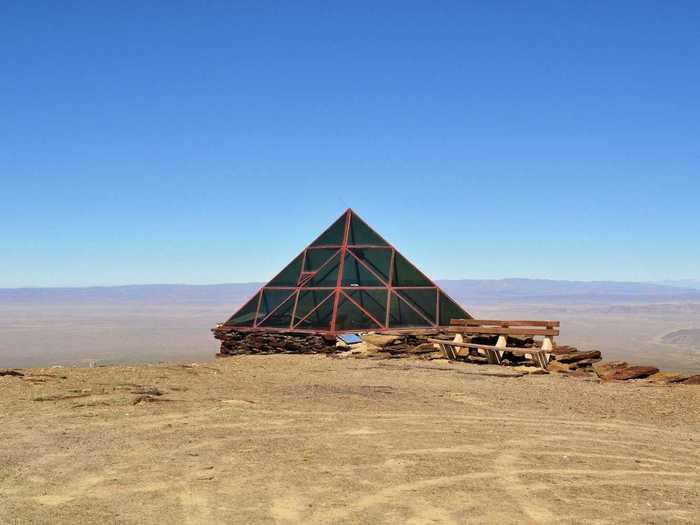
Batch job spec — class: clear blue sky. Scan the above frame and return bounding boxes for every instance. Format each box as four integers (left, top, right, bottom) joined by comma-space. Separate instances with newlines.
2, 1, 699, 287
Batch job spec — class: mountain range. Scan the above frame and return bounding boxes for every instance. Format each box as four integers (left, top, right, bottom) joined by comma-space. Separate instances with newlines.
2, 279, 700, 306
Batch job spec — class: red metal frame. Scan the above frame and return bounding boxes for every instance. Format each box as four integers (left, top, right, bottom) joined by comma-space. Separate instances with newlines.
224, 209, 471, 334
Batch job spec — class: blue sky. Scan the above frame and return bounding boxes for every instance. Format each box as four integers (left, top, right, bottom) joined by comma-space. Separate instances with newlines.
2, 1, 699, 287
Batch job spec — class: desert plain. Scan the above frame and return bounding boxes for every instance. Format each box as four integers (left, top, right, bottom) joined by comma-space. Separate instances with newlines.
1, 354, 699, 524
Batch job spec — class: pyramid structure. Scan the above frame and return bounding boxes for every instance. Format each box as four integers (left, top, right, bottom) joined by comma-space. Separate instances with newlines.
224, 209, 471, 334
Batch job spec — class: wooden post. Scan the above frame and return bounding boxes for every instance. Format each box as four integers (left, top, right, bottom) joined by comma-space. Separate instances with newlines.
490, 335, 507, 363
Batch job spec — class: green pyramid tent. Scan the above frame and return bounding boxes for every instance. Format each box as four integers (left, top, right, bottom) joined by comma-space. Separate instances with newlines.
224, 209, 471, 334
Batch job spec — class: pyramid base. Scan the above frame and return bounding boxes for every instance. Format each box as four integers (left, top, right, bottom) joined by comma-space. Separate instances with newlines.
214, 326, 339, 357
212, 325, 451, 359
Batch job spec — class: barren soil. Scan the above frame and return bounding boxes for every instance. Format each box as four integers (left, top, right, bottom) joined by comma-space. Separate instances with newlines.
1, 356, 699, 524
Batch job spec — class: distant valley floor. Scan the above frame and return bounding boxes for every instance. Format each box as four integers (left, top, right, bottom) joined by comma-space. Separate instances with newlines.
1, 301, 699, 373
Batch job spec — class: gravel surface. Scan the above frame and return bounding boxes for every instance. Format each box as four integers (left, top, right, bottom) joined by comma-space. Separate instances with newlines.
1, 355, 699, 524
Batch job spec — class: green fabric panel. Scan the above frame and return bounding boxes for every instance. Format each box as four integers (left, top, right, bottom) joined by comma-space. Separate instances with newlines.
388, 292, 433, 328
296, 292, 335, 330
438, 292, 470, 325
341, 252, 383, 287
224, 292, 260, 327
259, 289, 296, 320
349, 248, 392, 283
307, 252, 340, 286
304, 248, 339, 272
347, 213, 388, 246
310, 214, 346, 247
335, 295, 381, 330
267, 253, 303, 287
294, 290, 333, 323
345, 290, 387, 325
396, 288, 437, 324
392, 252, 433, 287
258, 292, 296, 328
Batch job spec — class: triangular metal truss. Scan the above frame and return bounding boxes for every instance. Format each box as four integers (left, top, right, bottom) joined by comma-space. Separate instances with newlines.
224, 209, 472, 334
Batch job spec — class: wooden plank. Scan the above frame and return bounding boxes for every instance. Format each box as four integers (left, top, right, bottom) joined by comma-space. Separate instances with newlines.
427, 340, 550, 369
450, 319, 560, 327
438, 343, 457, 360
447, 327, 560, 336
427, 339, 550, 369
485, 348, 501, 365
428, 339, 539, 353
533, 351, 549, 369
428, 339, 549, 370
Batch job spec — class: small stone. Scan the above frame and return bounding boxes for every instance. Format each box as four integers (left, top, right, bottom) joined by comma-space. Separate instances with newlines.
0, 370, 24, 377
572, 358, 602, 368
131, 387, 163, 396
593, 361, 629, 380
512, 366, 549, 375
646, 372, 689, 384
350, 342, 382, 354
607, 366, 659, 381
548, 361, 575, 374
568, 368, 597, 378
681, 375, 700, 385
550, 346, 579, 355
361, 333, 402, 348
555, 351, 602, 364
408, 343, 437, 354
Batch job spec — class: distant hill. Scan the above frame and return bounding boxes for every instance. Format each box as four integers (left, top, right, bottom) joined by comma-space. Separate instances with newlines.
2, 279, 700, 306
439, 279, 700, 304
0, 283, 260, 306
661, 329, 700, 347
658, 280, 700, 290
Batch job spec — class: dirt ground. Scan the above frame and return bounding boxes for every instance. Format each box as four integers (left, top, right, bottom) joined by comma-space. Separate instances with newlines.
1, 355, 699, 524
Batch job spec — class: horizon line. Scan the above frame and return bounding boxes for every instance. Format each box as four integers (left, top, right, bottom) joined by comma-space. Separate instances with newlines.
1, 277, 699, 291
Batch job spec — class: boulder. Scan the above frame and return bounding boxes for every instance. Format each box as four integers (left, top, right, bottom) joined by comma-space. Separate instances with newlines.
407, 343, 437, 354
568, 368, 597, 378
607, 366, 659, 381
213, 328, 342, 356
512, 366, 549, 375
593, 361, 629, 380
646, 372, 689, 384
681, 375, 700, 385
361, 333, 402, 348
555, 350, 602, 364
0, 370, 24, 377
349, 342, 382, 355
572, 358, 602, 368
550, 345, 579, 355
382, 345, 411, 354
547, 361, 576, 373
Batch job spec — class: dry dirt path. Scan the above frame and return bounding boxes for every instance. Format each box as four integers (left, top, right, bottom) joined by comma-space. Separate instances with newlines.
1, 355, 699, 524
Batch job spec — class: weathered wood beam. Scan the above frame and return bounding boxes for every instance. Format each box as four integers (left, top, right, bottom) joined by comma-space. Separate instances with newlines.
450, 319, 560, 327
447, 327, 560, 336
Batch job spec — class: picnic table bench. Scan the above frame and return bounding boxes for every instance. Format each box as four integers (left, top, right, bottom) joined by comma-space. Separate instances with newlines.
428, 319, 560, 369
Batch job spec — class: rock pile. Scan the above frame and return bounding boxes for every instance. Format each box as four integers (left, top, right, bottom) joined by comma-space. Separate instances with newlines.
213, 326, 338, 356
547, 351, 700, 384
0, 370, 24, 377
591, 361, 700, 384
546, 346, 603, 374
212, 326, 700, 385
338, 332, 445, 360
